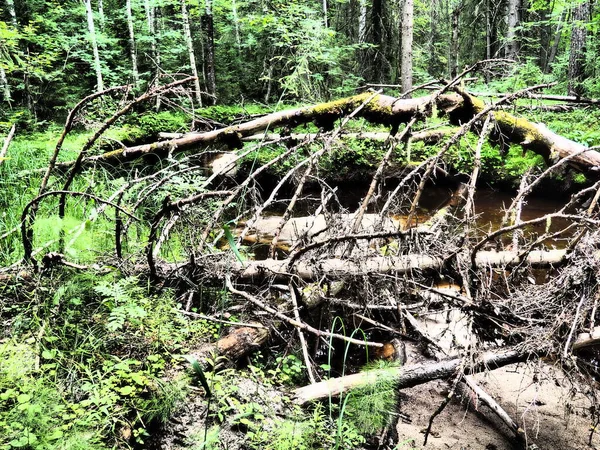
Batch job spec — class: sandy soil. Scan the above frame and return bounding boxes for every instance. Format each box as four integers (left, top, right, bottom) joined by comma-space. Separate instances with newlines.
395, 361, 597, 449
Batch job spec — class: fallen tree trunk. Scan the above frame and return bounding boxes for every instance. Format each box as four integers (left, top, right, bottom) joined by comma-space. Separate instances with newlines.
293, 348, 528, 405
158, 129, 455, 146
460, 89, 600, 172
467, 91, 600, 105
53, 90, 600, 175
212, 249, 594, 281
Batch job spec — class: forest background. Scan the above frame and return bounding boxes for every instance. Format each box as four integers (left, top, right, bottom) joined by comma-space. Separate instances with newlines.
2, 1, 600, 449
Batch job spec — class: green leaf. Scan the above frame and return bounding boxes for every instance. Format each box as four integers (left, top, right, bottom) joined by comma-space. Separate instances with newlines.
41, 349, 55, 360
223, 224, 246, 263
118, 385, 135, 396
16, 394, 30, 404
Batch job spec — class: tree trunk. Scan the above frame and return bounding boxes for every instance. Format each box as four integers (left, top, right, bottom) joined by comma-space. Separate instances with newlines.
371, 0, 384, 82
55, 92, 600, 174
5, 0, 17, 27
544, 9, 566, 74
401, 0, 414, 95
143, 0, 161, 109
568, 1, 589, 96
450, 5, 460, 78
83, 0, 104, 92
293, 349, 528, 405
216, 249, 596, 281
202, 0, 217, 104
322, 0, 328, 28
97, 0, 106, 28
505, 0, 520, 60
190, 323, 269, 363
181, 0, 203, 106
231, 0, 241, 51
0, 67, 10, 103
126, 0, 139, 84
358, 0, 367, 44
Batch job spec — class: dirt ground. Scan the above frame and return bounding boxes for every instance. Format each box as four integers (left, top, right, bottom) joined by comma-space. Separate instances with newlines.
395, 360, 598, 449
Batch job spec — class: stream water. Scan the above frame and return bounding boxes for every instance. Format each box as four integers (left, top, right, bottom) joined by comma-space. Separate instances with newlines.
248, 180, 575, 251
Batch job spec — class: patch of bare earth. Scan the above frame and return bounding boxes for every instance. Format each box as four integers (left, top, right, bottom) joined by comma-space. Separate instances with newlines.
396, 362, 596, 449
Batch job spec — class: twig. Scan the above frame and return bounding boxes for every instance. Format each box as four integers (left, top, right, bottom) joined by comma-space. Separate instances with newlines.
178, 310, 267, 329
290, 283, 317, 384
225, 278, 383, 348
423, 365, 464, 445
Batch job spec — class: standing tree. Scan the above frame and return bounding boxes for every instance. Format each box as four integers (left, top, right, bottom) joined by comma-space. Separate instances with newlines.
202, 0, 216, 104
568, 0, 590, 96
83, 0, 104, 92
126, 0, 139, 85
181, 0, 202, 106
505, 0, 520, 60
401, 0, 413, 94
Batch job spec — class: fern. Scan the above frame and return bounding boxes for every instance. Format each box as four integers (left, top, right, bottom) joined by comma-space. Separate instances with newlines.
94, 277, 148, 331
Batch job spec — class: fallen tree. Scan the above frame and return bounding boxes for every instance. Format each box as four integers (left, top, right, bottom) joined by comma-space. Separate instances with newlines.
13, 73, 600, 447
202, 249, 589, 281
51, 88, 600, 175
293, 348, 529, 405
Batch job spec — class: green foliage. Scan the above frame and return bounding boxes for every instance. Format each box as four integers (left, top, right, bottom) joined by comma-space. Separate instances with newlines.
245, 403, 366, 450
0, 342, 107, 450
249, 351, 306, 386
125, 111, 190, 137
342, 360, 401, 436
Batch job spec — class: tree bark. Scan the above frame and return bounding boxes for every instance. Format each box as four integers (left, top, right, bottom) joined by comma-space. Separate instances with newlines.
401, 0, 414, 94
231, 0, 241, 51
126, 0, 139, 84
143, 0, 161, 109
505, 0, 520, 60
5, 0, 17, 27
202, 0, 217, 104
181, 0, 203, 106
293, 349, 528, 405
191, 323, 269, 363
568, 1, 589, 96
213, 249, 596, 282
83, 0, 104, 92
68, 91, 600, 176
97, 0, 106, 28
450, 5, 461, 78
358, 0, 367, 44
0, 67, 10, 103
544, 9, 566, 74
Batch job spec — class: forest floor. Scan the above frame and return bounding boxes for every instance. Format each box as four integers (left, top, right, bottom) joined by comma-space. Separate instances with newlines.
394, 344, 595, 450
148, 340, 597, 449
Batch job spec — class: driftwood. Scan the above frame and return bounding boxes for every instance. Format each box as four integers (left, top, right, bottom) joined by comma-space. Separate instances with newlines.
216, 249, 594, 281
293, 349, 528, 405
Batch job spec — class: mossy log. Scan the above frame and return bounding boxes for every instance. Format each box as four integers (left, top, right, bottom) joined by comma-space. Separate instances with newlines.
57, 91, 600, 175
293, 348, 527, 405
458, 90, 600, 173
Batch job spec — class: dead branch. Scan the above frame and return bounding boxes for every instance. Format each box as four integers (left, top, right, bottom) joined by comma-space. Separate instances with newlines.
0, 124, 15, 165
293, 348, 529, 405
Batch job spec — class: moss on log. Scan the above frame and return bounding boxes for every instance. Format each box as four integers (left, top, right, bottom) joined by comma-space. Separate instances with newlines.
56, 91, 600, 175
